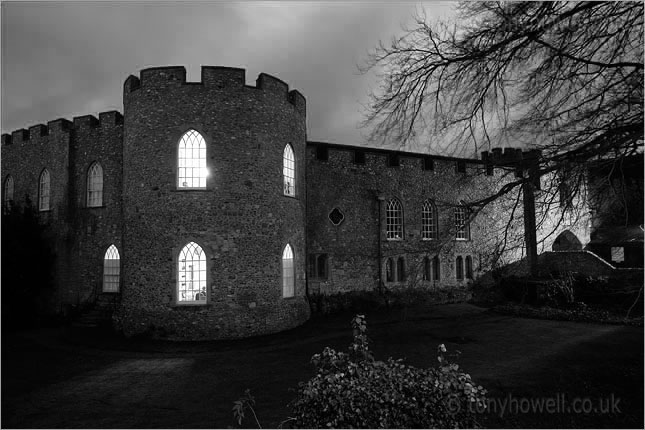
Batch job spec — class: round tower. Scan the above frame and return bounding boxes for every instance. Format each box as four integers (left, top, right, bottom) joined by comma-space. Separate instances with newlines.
117, 66, 309, 340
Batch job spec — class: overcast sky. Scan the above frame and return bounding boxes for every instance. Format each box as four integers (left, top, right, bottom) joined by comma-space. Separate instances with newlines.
1, 1, 457, 147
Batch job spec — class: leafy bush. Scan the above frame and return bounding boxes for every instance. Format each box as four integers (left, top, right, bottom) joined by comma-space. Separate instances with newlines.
541, 272, 575, 307
287, 315, 487, 428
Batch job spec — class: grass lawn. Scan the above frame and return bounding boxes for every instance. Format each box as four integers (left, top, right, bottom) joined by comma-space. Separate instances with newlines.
2, 303, 643, 428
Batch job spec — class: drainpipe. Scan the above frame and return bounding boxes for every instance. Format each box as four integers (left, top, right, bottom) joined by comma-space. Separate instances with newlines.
376, 194, 385, 291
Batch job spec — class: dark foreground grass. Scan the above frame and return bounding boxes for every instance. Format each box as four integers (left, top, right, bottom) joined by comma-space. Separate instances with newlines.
2, 303, 643, 428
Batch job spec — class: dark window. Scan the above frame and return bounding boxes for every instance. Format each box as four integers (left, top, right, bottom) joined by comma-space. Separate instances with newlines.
423, 156, 434, 171
456, 161, 467, 173
456, 256, 464, 280
308, 253, 329, 279
328, 207, 345, 225
316, 145, 328, 161
465, 256, 473, 279
432, 256, 441, 281
387, 153, 400, 167
386, 258, 394, 282
354, 150, 366, 165
423, 257, 431, 281
485, 164, 494, 176
397, 257, 406, 281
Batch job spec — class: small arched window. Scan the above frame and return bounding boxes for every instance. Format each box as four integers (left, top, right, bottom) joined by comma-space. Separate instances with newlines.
178, 129, 207, 189
422, 199, 438, 240
456, 256, 464, 280
385, 258, 394, 282
38, 169, 50, 211
87, 162, 103, 207
282, 244, 295, 297
386, 198, 403, 240
397, 257, 406, 281
178, 242, 207, 303
283, 144, 295, 197
432, 256, 441, 281
3, 175, 14, 215
103, 245, 120, 292
465, 256, 473, 279
423, 256, 431, 281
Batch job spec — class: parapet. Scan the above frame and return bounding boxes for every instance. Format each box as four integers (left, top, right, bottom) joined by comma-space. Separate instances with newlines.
481, 147, 541, 166
123, 65, 306, 115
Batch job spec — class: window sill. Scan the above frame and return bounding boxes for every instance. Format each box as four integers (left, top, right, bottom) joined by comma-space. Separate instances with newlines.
173, 188, 209, 192
86, 205, 105, 209
386, 238, 404, 241
283, 193, 297, 199
455, 238, 471, 242
422, 238, 437, 241
173, 302, 209, 308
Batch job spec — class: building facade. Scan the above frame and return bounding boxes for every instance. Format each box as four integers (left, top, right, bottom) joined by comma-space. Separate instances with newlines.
1, 66, 597, 339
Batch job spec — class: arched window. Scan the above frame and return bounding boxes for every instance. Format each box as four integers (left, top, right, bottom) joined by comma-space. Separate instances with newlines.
38, 169, 50, 211
103, 245, 120, 292
178, 242, 207, 303
456, 256, 464, 280
397, 257, 406, 281
178, 129, 207, 188
386, 198, 403, 240
385, 258, 394, 282
3, 175, 14, 215
87, 162, 103, 207
283, 144, 295, 197
423, 256, 431, 281
432, 256, 441, 281
282, 244, 295, 297
465, 256, 473, 279
454, 206, 470, 240
422, 199, 438, 240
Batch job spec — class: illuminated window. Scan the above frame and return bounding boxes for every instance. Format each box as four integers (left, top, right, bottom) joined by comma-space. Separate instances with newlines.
422, 199, 438, 240
386, 258, 394, 282
178, 129, 207, 188
397, 257, 406, 281
432, 256, 441, 281
386, 198, 403, 240
283, 144, 295, 196
178, 242, 207, 303
3, 175, 14, 214
38, 169, 50, 211
456, 256, 464, 280
465, 256, 473, 279
282, 244, 295, 297
103, 245, 120, 292
455, 206, 470, 240
87, 162, 103, 207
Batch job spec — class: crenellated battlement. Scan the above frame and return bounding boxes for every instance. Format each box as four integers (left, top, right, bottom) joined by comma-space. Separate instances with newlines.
1, 111, 122, 146
123, 65, 306, 115
481, 147, 540, 166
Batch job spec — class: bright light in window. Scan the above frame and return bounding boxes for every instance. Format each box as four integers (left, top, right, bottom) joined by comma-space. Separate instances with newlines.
178, 130, 207, 188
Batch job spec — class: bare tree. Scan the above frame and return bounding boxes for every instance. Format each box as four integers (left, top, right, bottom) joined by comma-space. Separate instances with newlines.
361, 1, 644, 271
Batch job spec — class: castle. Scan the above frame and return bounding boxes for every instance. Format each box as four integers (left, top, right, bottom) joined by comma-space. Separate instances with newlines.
3, 65, 631, 340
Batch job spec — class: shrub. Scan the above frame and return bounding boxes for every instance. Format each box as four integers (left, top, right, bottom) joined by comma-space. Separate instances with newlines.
541, 273, 575, 307
288, 315, 487, 428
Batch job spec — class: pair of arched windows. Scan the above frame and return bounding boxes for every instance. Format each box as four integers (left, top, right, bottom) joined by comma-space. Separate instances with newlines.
422, 256, 441, 281
455, 255, 473, 280
174, 241, 295, 303
386, 198, 438, 240
385, 257, 406, 282
175, 129, 297, 196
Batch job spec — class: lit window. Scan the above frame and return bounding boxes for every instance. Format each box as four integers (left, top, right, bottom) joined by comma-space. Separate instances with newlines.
283, 144, 295, 196
103, 245, 120, 292
87, 162, 103, 207
386, 258, 394, 282
455, 206, 470, 240
465, 256, 473, 279
397, 257, 406, 282
178, 129, 207, 188
178, 242, 207, 303
282, 244, 295, 297
39, 169, 50, 211
432, 256, 441, 281
386, 198, 403, 240
456, 256, 464, 280
3, 175, 14, 215
422, 199, 438, 240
